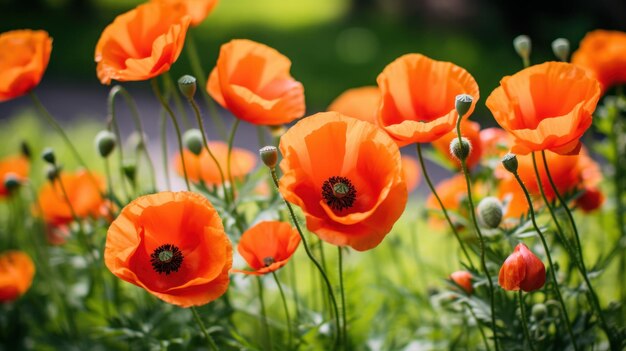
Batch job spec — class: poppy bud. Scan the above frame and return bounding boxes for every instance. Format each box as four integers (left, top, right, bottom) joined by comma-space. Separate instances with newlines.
20, 141, 31, 159
122, 160, 136, 183
94, 130, 116, 158
259, 146, 278, 168
531, 303, 547, 320
455, 94, 473, 117
576, 186, 604, 212
450, 271, 473, 294
45, 165, 59, 182
42, 147, 56, 165
551, 38, 570, 62
178, 75, 197, 100
127, 131, 147, 151
450, 137, 471, 161
513, 35, 532, 62
501, 153, 518, 174
4, 173, 21, 193
477, 196, 503, 228
499, 243, 546, 292
183, 129, 203, 156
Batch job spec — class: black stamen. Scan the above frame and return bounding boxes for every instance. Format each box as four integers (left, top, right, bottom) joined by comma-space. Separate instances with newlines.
322, 176, 357, 211
150, 244, 184, 275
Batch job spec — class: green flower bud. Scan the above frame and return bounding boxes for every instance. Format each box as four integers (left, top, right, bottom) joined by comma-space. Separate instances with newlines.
3, 173, 21, 193
122, 160, 136, 183
502, 153, 519, 174
477, 196, 503, 229
45, 165, 59, 182
551, 38, 570, 62
531, 303, 548, 320
20, 141, 31, 159
449, 137, 471, 161
455, 94, 474, 117
259, 146, 278, 168
178, 75, 197, 100
42, 147, 56, 165
183, 129, 204, 156
513, 35, 532, 61
94, 130, 116, 158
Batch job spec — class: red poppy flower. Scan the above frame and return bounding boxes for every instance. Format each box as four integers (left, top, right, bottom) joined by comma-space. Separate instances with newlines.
174, 141, 257, 185
0, 29, 52, 102
327, 86, 380, 125
498, 243, 545, 292
207, 39, 305, 126
105, 191, 232, 307
376, 53, 479, 146
152, 0, 219, 27
0, 155, 29, 198
432, 121, 483, 169
450, 271, 473, 294
37, 170, 106, 226
278, 112, 408, 251
95, 2, 191, 84
486, 62, 601, 155
233, 221, 300, 275
571, 30, 626, 93
0, 251, 35, 302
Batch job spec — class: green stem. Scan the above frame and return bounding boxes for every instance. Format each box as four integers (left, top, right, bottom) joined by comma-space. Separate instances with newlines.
164, 72, 190, 129
160, 112, 172, 190
415, 143, 476, 270
226, 119, 246, 234
338, 246, 348, 349
191, 306, 219, 351
539, 151, 616, 348
271, 271, 293, 350
465, 303, 490, 351
151, 78, 191, 190
257, 277, 273, 351
518, 290, 535, 351
270, 168, 341, 349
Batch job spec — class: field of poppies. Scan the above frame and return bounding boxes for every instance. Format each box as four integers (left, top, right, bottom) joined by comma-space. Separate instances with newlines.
1, 0, 626, 350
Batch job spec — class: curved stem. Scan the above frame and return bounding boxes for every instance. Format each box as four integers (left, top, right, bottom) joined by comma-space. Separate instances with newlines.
271, 271, 293, 350
465, 303, 491, 351
159, 112, 172, 190
151, 78, 190, 190
164, 72, 190, 129
257, 277, 273, 350
518, 290, 535, 351
191, 306, 219, 351
270, 168, 341, 349
338, 247, 348, 349
415, 143, 475, 270
226, 119, 240, 198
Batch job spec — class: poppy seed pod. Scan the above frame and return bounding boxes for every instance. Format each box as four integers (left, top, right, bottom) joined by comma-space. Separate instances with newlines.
455, 94, 474, 117
450, 137, 471, 162
42, 147, 56, 165
94, 130, 116, 158
183, 129, 203, 156
499, 243, 546, 292
450, 271, 473, 294
513, 35, 531, 61
178, 75, 197, 99
502, 153, 519, 174
551, 38, 570, 61
477, 196, 503, 228
259, 146, 278, 168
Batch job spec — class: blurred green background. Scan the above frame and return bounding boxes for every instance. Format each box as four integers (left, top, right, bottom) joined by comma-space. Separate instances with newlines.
1, 0, 624, 124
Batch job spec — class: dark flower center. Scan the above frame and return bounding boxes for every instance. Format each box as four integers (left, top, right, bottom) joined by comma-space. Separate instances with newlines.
263, 256, 275, 267
150, 244, 184, 275
322, 176, 356, 211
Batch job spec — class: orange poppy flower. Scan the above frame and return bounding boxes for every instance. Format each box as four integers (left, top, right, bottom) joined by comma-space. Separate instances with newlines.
486, 62, 601, 155
0, 250, 35, 302
279, 112, 407, 251
207, 39, 305, 126
480, 127, 511, 161
426, 174, 468, 214
327, 86, 380, 125
497, 173, 531, 220
173, 141, 257, 185
105, 191, 232, 307
432, 121, 482, 169
37, 170, 106, 226
233, 221, 300, 275
516, 150, 583, 200
376, 54, 479, 146
0, 155, 29, 197
571, 30, 626, 93
95, 2, 191, 85
0, 29, 52, 102
401, 155, 420, 193
450, 271, 473, 294
498, 243, 545, 292
152, 0, 218, 27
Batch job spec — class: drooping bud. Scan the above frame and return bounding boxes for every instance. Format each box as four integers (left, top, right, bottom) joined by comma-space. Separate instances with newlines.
513, 35, 532, 64
42, 147, 56, 165
477, 196, 503, 229
178, 75, 197, 100
121, 160, 136, 184
45, 165, 59, 182
450, 271, 473, 294
449, 137, 471, 161
551, 38, 570, 62
531, 303, 548, 320
498, 243, 546, 292
259, 146, 278, 168
455, 94, 473, 118
127, 131, 147, 151
3, 173, 21, 194
20, 141, 31, 159
94, 130, 116, 158
183, 129, 203, 156
502, 153, 518, 174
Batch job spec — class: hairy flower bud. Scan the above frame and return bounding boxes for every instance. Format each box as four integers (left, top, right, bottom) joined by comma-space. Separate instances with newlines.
551, 38, 570, 62
183, 129, 203, 156
178, 75, 197, 100
502, 153, 518, 174
450, 271, 473, 294
455, 94, 473, 117
450, 137, 471, 161
259, 146, 278, 168
499, 243, 546, 292
94, 130, 116, 158
513, 35, 531, 62
477, 196, 503, 229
